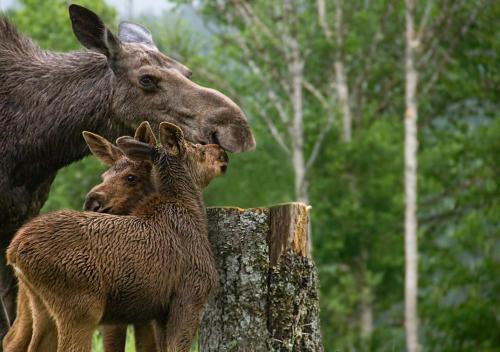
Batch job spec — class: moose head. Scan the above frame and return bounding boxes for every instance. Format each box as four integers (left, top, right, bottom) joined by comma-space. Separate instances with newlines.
69, 4, 255, 153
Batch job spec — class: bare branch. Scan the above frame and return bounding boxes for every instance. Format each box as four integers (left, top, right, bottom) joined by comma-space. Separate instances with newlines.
304, 80, 336, 173
416, 0, 434, 42
305, 108, 335, 173
222, 10, 291, 127
231, 0, 282, 51
352, 0, 395, 116
250, 99, 291, 155
303, 80, 331, 109
317, 0, 333, 39
420, 0, 488, 97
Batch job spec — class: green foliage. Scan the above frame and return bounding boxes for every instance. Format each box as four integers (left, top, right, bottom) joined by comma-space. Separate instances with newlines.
5, 1, 500, 351
8, 0, 116, 51
41, 157, 105, 213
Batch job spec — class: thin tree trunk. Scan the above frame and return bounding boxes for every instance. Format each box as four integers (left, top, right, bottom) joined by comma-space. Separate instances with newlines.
404, 0, 420, 351
359, 249, 373, 341
289, 37, 308, 204
334, 0, 352, 141
333, 2, 372, 341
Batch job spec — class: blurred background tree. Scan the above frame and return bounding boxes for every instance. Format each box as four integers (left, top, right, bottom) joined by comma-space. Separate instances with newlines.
2, 0, 499, 351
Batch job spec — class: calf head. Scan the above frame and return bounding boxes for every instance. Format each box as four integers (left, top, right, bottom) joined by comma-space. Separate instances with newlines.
116, 122, 227, 193
83, 122, 227, 213
82, 128, 155, 214
70, 4, 255, 152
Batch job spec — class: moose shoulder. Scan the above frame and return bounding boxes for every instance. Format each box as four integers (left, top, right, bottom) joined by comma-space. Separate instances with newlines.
0, 3, 255, 331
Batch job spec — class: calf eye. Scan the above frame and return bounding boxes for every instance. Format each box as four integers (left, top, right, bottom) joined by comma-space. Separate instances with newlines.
126, 175, 136, 183
139, 75, 156, 90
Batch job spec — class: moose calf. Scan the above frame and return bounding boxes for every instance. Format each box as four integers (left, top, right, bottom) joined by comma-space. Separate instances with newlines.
7, 122, 227, 352
3, 125, 161, 351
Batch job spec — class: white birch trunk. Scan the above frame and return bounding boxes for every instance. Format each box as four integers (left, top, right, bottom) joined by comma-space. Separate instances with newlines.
289, 37, 308, 204
333, 2, 372, 340
334, 0, 352, 142
404, 0, 420, 351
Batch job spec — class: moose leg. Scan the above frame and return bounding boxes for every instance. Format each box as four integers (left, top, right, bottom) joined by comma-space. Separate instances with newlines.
2, 281, 32, 352
101, 324, 127, 352
0, 237, 17, 331
50, 295, 102, 352
27, 288, 57, 352
134, 322, 158, 352
161, 296, 205, 352
56, 318, 96, 352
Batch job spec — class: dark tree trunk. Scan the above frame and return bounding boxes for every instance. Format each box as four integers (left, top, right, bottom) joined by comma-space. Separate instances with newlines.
200, 203, 323, 352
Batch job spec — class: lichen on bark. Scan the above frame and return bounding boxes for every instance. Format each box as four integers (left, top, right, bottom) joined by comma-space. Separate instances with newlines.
200, 204, 323, 352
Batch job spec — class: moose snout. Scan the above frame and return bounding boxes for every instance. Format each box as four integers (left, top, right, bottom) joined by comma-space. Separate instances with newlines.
84, 192, 106, 212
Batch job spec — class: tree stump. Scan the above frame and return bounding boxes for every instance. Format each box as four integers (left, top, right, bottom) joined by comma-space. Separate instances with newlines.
200, 203, 323, 352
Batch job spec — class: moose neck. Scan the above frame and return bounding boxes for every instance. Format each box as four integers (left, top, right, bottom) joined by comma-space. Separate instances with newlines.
134, 158, 206, 221
0, 49, 126, 185
157, 167, 205, 210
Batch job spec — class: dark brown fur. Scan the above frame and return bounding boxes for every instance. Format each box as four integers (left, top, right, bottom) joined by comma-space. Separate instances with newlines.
7, 122, 225, 352
0, 4, 254, 328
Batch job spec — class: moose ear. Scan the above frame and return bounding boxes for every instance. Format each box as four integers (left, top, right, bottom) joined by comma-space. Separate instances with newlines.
118, 21, 156, 49
82, 131, 123, 166
134, 121, 157, 146
116, 136, 153, 163
159, 122, 186, 157
69, 4, 120, 59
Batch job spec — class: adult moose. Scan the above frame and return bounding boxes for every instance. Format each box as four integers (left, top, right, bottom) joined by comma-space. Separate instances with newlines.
0, 3, 255, 341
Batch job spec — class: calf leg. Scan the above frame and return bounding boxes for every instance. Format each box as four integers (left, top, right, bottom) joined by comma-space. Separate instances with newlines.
101, 324, 127, 352
161, 295, 205, 352
134, 322, 157, 352
27, 288, 57, 352
2, 281, 32, 352
56, 318, 96, 352
48, 295, 102, 352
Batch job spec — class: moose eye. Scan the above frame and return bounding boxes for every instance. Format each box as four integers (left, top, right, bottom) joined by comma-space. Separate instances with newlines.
126, 175, 136, 183
139, 75, 156, 90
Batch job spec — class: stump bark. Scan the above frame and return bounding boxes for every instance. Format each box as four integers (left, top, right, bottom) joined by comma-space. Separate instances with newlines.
200, 203, 323, 352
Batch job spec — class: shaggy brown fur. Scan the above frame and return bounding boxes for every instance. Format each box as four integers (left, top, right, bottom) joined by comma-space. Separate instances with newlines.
84, 131, 157, 352
7, 122, 225, 352
0, 3, 254, 331
4, 126, 162, 351
84, 128, 226, 352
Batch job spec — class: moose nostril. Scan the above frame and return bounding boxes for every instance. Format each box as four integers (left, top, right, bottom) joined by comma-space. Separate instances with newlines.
84, 195, 104, 212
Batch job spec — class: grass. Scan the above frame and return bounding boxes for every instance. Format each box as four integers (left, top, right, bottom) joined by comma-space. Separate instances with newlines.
91, 328, 136, 352
91, 328, 199, 351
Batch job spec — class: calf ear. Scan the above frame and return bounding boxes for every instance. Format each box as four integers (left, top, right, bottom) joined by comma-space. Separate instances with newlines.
116, 137, 153, 163
134, 121, 157, 146
82, 131, 123, 166
69, 4, 120, 59
159, 122, 186, 157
